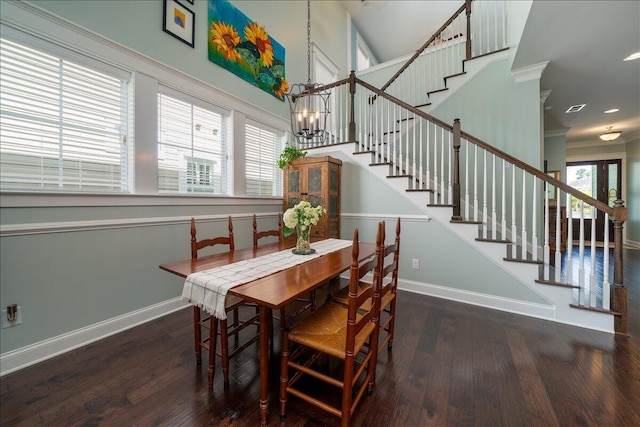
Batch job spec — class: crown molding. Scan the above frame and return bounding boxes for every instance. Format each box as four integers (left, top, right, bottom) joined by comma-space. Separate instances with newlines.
511, 60, 549, 83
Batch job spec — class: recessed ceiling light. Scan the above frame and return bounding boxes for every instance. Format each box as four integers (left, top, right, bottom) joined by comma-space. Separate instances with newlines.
624, 52, 640, 61
604, 108, 620, 114
566, 104, 586, 113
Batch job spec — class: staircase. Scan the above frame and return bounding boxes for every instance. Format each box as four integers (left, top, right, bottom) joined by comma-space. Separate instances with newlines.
294, 0, 628, 334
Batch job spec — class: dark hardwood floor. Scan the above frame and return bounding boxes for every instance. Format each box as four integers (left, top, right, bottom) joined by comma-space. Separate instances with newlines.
2, 248, 639, 426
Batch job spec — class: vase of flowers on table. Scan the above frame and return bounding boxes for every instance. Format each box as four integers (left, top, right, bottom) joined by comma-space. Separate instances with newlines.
283, 200, 326, 255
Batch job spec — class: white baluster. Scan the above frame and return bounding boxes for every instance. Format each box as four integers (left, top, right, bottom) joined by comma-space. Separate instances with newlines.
511, 165, 517, 255
501, 160, 506, 240
521, 170, 527, 259
491, 154, 496, 239
466, 141, 470, 220
440, 129, 445, 203
426, 121, 431, 192
578, 201, 585, 306
554, 193, 562, 282
448, 133, 453, 205
603, 213, 610, 309
566, 193, 575, 302
412, 113, 416, 189
589, 209, 596, 307
543, 183, 550, 280
419, 117, 423, 189
532, 177, 538, 258
434, 127, 439, 201
473, 144, 478, 222
483, 150, 488, 238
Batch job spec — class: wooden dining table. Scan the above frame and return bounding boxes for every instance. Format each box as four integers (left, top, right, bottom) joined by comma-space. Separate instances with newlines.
159, 238, 377, 426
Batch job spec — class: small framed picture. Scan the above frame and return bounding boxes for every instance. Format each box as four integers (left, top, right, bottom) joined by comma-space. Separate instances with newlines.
163, 0, 195, 48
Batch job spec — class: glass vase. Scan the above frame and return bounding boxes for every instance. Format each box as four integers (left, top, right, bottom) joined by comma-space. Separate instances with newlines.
294, 224, 314, 254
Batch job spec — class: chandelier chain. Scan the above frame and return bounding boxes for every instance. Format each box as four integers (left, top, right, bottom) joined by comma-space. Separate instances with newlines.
306, 0, 311, 83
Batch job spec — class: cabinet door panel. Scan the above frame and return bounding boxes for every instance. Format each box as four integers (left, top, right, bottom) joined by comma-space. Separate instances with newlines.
308, 167, 323, 192
288, 170, 300, 193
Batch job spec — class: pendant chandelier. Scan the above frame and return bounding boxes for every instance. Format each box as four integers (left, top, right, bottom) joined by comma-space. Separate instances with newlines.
286, 0, 330, 145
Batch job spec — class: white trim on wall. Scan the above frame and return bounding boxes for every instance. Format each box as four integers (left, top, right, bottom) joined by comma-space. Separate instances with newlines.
0, 212, 282, 237
0, 298, 190, 377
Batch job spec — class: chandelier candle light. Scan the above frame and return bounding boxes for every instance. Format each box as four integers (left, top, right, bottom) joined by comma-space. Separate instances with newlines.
286, 0, 330, 144
283, 200, 326, 255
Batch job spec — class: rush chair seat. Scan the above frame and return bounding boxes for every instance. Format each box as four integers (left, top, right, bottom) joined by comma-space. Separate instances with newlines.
252, 213, 316, 329
279, 224, 384, 427
329, 217, 401, 353
191, 216, 260, 390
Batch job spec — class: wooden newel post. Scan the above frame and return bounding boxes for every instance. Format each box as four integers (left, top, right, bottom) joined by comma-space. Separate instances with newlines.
611, 199, 628, 335
451, 118, 462, 221
348, 70, 356, 143
465, 0, 472, 60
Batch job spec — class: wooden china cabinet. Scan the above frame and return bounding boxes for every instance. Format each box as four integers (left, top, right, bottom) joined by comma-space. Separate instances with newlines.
283, 156, 342, 239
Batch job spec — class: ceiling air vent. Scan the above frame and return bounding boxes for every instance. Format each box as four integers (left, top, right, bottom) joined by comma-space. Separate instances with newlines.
565, 104, 586, 113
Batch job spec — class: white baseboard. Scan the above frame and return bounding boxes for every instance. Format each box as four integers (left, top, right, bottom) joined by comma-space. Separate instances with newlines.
398, 279, 557, 321
0, 298, 189, 377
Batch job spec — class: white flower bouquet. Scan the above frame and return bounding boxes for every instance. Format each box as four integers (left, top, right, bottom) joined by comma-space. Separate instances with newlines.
283, 200, 326, 238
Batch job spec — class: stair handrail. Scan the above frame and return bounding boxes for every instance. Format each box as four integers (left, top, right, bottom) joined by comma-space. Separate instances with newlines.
378, 1, 471, 95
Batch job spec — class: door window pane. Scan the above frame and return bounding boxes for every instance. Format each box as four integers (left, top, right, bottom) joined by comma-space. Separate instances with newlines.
567, 164, 596, 219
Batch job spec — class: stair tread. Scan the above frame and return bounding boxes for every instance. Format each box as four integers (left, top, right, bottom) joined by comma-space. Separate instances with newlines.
451, 219, 482, 224
476, 237, 511, 244
503, 257, 543, 265
406, 189, 436, 193
427, 204, 455, 207
387, 174, 412, 178
535, 279, 579, 289
569, 304, 622, 316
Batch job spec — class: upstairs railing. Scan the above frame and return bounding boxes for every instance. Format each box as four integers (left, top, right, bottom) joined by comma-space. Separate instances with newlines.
378, 0, 508, 108
300, 72, 628, 334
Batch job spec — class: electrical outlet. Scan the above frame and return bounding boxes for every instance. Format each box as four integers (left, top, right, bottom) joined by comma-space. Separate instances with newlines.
412, 259, 420, 269
2, 305, 22, 328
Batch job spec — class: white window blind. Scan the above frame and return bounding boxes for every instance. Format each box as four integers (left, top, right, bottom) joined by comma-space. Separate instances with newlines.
157, 92, 228, 194
245, 121, 283, 197
0, 37, 130, 192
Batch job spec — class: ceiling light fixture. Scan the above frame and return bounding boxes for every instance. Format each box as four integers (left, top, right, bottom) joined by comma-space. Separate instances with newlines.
286, 0, 330, 145
604, 108, 619, 114
623, 52, 640, 61
599, 126, 621, 141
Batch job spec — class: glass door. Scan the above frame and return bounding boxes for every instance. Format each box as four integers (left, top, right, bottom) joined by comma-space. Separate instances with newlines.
566, 159, 621, 242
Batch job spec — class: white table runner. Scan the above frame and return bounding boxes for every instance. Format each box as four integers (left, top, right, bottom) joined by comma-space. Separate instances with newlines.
181, 238, 353, 319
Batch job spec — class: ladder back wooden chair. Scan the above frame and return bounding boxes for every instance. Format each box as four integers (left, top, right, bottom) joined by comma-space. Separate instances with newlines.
252, 213, 316, 329
279, 224, 384, 427
330, 217, 401, 353
191, 216, 260, 390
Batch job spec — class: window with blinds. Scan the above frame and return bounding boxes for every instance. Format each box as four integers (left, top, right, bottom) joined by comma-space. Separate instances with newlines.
0, 37, 131, 192
157, 92, 228, 194
245, 121, 283, 197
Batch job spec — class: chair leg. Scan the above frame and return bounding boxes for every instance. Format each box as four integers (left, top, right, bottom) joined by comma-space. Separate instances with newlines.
232, 307, 239, 348
279, 330, 290, 420
193, 306, 202, 365
387, 298, 397, 351
340, 356, 355, 427
220, 318, 230, 389
208, 316, 218, 390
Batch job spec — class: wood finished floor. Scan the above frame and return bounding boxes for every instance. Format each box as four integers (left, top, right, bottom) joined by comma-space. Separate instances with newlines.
2, 248, 639, 426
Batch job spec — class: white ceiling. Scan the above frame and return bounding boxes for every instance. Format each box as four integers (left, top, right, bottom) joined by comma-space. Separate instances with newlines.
342, 0, 640, 146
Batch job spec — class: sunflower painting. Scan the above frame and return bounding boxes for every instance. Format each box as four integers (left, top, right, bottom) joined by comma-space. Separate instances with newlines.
208, 0, 287, 101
